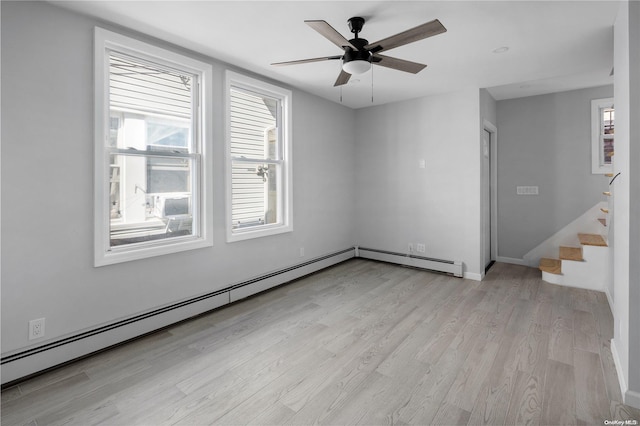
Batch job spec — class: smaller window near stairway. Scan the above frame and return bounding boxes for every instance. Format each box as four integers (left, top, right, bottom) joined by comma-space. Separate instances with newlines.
591, 97, 614, 174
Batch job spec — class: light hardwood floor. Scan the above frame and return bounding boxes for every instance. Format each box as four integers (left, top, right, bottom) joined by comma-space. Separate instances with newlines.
2, 260, 640, 425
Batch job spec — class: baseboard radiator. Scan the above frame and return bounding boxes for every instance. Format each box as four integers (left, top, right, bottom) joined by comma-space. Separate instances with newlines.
1, 248, 355, 386
356, 246, 463, 278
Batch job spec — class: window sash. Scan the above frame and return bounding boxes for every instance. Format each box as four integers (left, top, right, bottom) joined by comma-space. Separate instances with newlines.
95, 27, 212, 266
230, 159, 282, 229
591, 97, 614, 174
225, 71, 292, 242
229, 86, 282, 162
108, 50, 195, 121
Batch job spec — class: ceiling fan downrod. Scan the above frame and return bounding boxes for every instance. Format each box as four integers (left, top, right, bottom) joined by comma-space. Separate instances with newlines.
343, 16, 371, 73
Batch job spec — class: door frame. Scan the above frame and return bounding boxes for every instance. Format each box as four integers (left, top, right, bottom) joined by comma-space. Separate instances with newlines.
483, 120, 498, 272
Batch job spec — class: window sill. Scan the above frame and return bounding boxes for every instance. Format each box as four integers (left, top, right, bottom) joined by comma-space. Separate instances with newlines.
226, 224, 292, 243
95, 236, 212, 267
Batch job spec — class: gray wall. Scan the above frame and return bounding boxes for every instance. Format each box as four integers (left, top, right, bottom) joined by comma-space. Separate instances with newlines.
496, 85, 613, 259
353, 89, 484, 278
1, 1, 355, 355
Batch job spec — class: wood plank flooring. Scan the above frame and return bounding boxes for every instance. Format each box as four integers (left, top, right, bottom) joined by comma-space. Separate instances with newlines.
2, 259, 640, 425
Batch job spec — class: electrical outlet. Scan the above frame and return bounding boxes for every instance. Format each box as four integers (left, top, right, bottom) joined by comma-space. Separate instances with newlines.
417, 243, 426, 253
299, 247, 305, 257
29, 318, 45, 340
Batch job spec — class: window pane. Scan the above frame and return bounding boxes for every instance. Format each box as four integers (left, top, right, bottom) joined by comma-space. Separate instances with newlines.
601, 107, 615, 165
147, 119, 190, 150
107, 50, 198, 249
109, 52, 193, 121
110, 154, 193, 247
109, 114, 191, 151
231, 161, 279, 229
230, 88, 278, 160
147, 156, 191, 194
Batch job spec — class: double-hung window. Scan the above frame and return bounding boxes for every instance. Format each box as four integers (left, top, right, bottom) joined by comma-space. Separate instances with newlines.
95, 28, 213, 266
591, 97, 615, 174
225, 71, 292, 241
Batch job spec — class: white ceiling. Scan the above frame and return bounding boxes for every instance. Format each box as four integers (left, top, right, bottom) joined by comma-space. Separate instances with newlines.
53, 0, 618, 109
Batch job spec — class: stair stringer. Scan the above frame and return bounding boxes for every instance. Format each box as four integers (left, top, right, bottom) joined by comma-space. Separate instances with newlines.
524, 201, 607, 267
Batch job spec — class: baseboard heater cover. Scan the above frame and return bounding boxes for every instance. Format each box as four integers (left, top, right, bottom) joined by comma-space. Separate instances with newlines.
1, 247, 355, 386
356, 246, 463, 278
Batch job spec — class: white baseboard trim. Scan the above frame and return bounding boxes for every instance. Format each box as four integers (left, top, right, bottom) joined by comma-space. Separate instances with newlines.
1, 292, 230, 386
496, 256, 530, 266
464, 272, 483, 281
1, 248, 355, 386
541, 270, 564, 285
229, 249, 355, 302
604, 287, 615, 313
356, 247, 464, 278
610, 338, 628, 401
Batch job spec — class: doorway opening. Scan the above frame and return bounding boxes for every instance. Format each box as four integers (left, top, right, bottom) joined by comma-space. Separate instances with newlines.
483, 121, 498, 276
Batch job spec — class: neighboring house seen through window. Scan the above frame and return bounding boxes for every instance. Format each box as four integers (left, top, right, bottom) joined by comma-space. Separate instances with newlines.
591, 97, 615, 174
226, 72, 292, 242
95, 28, 212, 266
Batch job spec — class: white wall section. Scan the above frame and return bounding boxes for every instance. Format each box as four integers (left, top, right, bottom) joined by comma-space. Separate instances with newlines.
353, 90, 483, 279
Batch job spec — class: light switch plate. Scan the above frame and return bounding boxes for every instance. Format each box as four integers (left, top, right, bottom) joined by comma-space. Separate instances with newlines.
517, 186, 539, 195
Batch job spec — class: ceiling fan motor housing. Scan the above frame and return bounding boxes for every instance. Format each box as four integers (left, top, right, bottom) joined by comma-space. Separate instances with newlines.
343, 38, 372, 65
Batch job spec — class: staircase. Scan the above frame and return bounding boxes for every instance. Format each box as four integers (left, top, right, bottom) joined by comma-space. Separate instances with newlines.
538, 176, 613, 291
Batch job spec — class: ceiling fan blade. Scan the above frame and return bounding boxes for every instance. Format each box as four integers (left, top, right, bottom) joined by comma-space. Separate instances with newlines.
365, 19, 447, 53
305, 20, 357, 50
334, 70, 352, 87
272, 56, 342, 66
372, 54, 427, 74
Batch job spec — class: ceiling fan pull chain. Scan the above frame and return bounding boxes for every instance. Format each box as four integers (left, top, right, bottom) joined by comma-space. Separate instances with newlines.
339, 59, 343, 103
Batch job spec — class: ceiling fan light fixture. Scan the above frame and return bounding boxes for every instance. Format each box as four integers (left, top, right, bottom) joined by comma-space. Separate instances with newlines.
342, 59, 371, 75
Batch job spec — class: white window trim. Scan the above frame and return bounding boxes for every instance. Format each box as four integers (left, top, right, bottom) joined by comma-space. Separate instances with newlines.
225, 71, 293, 242
591, 97, 614, 174
94, 27, 213, 266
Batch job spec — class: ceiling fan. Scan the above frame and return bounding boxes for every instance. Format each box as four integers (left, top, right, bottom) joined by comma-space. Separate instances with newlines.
272, 17, 447, 86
